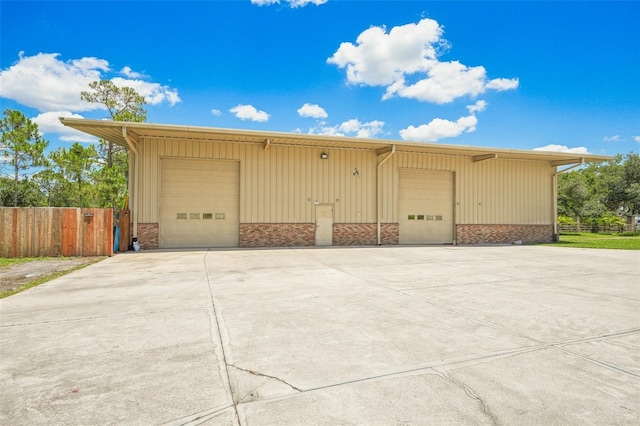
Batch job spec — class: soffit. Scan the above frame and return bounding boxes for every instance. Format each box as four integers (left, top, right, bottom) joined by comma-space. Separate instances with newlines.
59, 118, 613, 164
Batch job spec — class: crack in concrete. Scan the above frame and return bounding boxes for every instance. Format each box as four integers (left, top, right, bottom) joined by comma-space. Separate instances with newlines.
433, 368, 500, 426
228, 364, 302, 392
199, 251, 638, 421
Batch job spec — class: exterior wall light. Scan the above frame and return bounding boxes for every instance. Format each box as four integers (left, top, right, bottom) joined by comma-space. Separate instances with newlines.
320, 153, 328, 159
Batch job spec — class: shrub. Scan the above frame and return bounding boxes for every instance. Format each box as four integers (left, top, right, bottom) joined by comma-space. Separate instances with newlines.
557, 215, 577, 225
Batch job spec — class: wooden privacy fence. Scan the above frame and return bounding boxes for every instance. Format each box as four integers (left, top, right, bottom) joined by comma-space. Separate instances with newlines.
0, 208, 114, 258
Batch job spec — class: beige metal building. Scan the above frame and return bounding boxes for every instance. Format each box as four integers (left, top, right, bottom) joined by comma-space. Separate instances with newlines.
61, 118, 610, 249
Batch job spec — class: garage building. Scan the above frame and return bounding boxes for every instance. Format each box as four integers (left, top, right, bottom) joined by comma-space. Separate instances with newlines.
61, 118, 610, 249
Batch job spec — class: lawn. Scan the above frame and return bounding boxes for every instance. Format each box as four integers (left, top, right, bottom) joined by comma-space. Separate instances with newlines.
0, 257, 36, 268
547, 232, 640, 250
0, 257, 103, 298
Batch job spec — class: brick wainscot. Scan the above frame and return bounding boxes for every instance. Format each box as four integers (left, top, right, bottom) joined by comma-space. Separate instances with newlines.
137, 223, 159, 249
333, 223, 399, 246
456, 224, 553, 245
240, 223, 400, 247
240, 224, 315, 247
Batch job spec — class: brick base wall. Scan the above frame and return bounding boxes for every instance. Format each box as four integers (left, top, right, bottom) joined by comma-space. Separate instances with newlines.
138, 222, 550, 248
239, 223, 400, 247
137, 223, 159, 250
333, 223, 399, 246
456, 224, 553, 245
240, 223, 315, 248
381, 223, 400, 245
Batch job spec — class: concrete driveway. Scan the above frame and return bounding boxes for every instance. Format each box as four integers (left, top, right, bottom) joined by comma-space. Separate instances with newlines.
1, 246, 639, 425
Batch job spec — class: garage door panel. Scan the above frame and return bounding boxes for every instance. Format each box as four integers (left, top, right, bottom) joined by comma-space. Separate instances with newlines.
399, 169, 453, 245
160, 159, 239, 248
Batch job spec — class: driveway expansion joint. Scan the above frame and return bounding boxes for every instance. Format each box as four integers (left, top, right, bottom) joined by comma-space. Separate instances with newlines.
203, 250, 241, 425
3, 247, 637, 425
160, 404, 234, 426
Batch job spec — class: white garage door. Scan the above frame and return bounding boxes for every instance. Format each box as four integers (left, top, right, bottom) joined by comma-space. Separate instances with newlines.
160, 159, 239, 248
399, 169, 454, 244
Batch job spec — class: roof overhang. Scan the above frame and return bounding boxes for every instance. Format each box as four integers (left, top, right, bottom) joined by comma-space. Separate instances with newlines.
59, 118, 612, 165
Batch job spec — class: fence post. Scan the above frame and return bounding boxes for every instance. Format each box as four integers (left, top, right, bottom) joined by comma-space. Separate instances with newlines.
118, 209, 130, 252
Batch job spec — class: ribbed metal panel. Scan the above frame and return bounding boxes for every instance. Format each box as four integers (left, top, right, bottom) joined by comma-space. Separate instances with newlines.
380, 153, 552, 225
137, 138, 377, 224
136, 138, 553, 226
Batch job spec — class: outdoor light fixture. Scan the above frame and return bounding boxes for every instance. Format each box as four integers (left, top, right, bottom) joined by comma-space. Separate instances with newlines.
320, 153, 328, 159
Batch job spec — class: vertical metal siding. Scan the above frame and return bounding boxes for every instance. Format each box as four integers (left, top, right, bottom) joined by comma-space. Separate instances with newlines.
379, 153, 552, 224
137, 138, 378, 224
136, 139, 553, 226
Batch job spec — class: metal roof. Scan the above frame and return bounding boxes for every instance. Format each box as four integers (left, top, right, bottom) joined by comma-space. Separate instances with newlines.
60, 118, 612, 166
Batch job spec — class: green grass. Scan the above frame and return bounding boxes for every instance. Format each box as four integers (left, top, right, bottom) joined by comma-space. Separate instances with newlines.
0, 257, 103, 299
545, 232, 640, 250
0, 257, 38, 268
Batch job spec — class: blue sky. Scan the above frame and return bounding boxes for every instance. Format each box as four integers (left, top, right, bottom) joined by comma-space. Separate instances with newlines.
1, 0, 639, 158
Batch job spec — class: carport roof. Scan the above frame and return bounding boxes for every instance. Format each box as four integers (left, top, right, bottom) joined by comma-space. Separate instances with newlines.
60, 118, 612, 166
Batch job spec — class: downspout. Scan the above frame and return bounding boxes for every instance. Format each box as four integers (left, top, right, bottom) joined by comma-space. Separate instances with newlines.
552, 171, 558, 241
552, 158, 585, 241
122, 127, 139, 240
377, 144, 396, 245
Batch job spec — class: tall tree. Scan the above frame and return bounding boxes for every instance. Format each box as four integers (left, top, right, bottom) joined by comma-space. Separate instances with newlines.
80, 80, 146, 166
0, 176, 46, 207
0, 109, 48, 206
80, 80, 146, 208
557, 152, 640, 224
557, 171, 605, 222
622, 153, 640, 214
31, 169, 59, 207
49, 142, 99, 207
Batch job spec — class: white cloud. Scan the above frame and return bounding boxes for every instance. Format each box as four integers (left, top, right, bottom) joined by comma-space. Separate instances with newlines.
467, 100, 488, 114
120, 66, 147, 79
384, 61, 489, 103
634, 136, 640, 143
287, 0, 328, 8
329, 20, 442, 87
297, 103, 328, 119
211, 109, 222, 116
110, 77, 180, 106
341, 119, 384, 138
486, 78, 520, 91
0, 52, 180, 112
603, 135, 622, 142
400, 115, 478, 142
399, 100, 487, 142
251, 0, 327, 7
328, 19, 518, 104
0, 52, 107, 111
311, 126, 343, 137
310, 119, 384, 138
533, 144, 590, 154
230, 104, 270, 122
32, 111, 97, 143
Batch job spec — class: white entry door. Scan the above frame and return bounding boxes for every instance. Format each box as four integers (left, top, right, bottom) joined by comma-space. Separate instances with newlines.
315, 204, 334, 246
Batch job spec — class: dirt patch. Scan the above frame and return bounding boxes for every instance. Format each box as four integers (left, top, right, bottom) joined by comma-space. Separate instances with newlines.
0, 257, 104, 295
